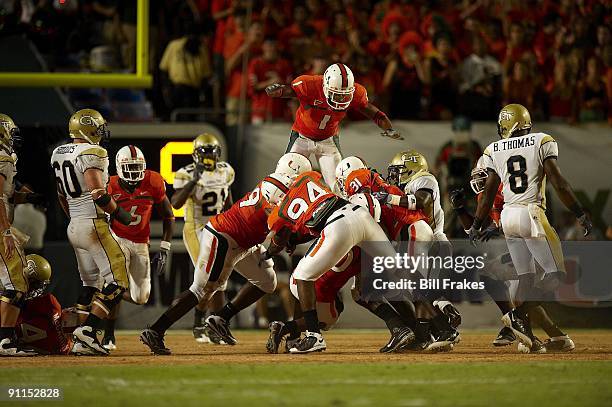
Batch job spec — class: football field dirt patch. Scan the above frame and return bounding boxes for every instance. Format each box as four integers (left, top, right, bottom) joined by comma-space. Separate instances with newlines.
2, 329, 612, 367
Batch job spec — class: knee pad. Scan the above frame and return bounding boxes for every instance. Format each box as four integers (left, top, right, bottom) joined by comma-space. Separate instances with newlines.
76, 286, 99, 314
93, 284, 125, 315
0, 290, 26, 309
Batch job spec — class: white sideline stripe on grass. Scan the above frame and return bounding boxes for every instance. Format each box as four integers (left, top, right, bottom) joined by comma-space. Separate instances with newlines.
98, 377, 594, 387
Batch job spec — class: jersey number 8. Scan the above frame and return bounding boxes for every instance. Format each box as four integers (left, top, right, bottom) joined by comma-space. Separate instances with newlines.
507, 155, 528, 194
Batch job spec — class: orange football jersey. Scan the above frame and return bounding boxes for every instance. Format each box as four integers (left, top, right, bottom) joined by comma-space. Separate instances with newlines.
345, 168, 427, 240
109, 170, 167, 243
291, 75, 369, 140
210, 179, 273, 248
268, 171, 336, 234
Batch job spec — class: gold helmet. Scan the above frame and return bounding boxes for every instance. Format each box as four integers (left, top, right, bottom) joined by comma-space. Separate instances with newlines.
0, 125, 13, 153
26, 254, 52, 283
387, 149, 428, 188
193, 133, 221, 171
497, 103, 531, 139
0, 113, 19, 140
68, 108, 110, 145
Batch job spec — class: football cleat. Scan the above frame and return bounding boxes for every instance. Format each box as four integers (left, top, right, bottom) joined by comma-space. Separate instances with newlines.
289, 331, 326, 354
427, 329, 460, 351
379, 327, 416, 353
401, 338, 432, 352
266, 321, 285, 354
493, 326, 516, 346
0, 338, 38, 357
434, 300, 462, 328
102, 334, 117, 351
285, 337, 301, 354
204, 315, 237, 345
544, 335, 575, 352
72, 326, 109, 356
140, 328, 171, 355
501, 310, 532, 349
518, 336, 546, 354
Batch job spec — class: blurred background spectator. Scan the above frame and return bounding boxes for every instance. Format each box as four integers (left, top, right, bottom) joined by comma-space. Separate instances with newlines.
0, 0, 608, 124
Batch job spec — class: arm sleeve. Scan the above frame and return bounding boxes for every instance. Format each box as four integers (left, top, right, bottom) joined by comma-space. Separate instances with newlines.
225, 164, 235, 187
173, 168, 191, 190
539, 135, 558, 163
352, 84, 369, 110
291, 75, 310, 100
151, 172, 167, 204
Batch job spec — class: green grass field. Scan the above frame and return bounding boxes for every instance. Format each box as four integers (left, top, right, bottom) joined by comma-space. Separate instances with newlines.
1, 330, 611, 406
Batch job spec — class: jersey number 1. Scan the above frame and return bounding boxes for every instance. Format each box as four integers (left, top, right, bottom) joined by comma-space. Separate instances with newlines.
318, 114, 331, 130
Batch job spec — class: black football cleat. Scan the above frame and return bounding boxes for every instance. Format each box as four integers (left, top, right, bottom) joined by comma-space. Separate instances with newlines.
204, 315, 237, 345
140, 328, 171, 355
266, 321, 285, 354
288, 331, 326, 354
501, 310, 533, 349
492, 326, 516, 347
379, 327, 416, 353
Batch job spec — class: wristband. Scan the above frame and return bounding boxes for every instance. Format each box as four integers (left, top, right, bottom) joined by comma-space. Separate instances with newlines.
388, 194, 401, 206
160, 240, 171, 251
404, 194, 417, 210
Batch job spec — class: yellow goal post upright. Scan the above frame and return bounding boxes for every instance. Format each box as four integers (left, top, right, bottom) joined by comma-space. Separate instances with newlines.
0, 0, 152, 88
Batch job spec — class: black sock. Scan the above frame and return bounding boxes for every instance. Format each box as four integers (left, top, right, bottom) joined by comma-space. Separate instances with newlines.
85, 313, 103, 329
302, 310, 320, 334
372, 303, 404, 333
194, 308, 206, 327
414, 319, 431, 342
216, 303, 238, 322
105, 319, 116, 336
151, 314, 172, 335
0, 326, 15, 340
281, 320, 301, 340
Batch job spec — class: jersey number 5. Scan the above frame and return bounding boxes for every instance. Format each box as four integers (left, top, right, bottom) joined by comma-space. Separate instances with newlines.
507, 155, 528, 194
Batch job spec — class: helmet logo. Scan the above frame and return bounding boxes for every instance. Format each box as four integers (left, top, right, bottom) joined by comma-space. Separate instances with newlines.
499, 110, 514, 121
79, 115, 99, 127
404, 155, 419, 163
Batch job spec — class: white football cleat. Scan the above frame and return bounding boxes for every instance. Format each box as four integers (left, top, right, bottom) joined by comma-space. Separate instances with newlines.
289, 331, 326, 354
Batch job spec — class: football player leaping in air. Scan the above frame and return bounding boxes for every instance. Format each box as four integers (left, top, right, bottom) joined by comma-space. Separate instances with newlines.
470, 103, 592, 350
265, 63, 403, 189
51, 109, 133, 356
170, 134, 234, 344
101, 145, 175, 350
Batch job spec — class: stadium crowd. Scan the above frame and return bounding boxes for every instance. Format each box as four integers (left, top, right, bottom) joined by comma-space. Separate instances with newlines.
0, 0, 610, 125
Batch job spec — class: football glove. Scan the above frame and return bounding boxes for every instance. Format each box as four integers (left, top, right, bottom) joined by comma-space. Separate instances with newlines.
265, 83, 283, 97
449, 188, 466, 209
151, 249, 169, 276
479, 224, 500, 242
467, 225, 481, 247
380, 129, 404, 140
578, 213, 593, 237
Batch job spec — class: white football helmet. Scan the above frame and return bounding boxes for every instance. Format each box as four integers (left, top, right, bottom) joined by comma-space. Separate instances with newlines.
335, 156, 366, 196
261, 172, 293, 206
116, 145, 146, 184
349, 193, 381, 223
323, 63, 355, 110
470, 156, 488, 195
275, 152, 312, 178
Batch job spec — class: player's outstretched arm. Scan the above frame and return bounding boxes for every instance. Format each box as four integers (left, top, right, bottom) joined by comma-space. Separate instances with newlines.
543, 158, 592, 235
265, 84, 296, 98
358, 103, 403, 140
84, 168, 132, 225
170, 164, 204, 209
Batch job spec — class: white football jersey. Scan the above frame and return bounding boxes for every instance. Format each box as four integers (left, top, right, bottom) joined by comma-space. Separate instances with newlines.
51, 142, 109, 219
0, 149, 17, 221
174, 161, 234, 226
482, 132, 557, 208
404, 172, 446, 241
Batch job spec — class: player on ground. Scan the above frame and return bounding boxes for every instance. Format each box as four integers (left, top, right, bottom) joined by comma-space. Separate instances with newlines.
0, 125, 37, 356
265, 63, 402, 189
171, 133, 234, 343
51, 109, 133, 356
450, 157, 575, 352
470, 103, 592, 349
102, 145, 175, 350
139, 167, 311, 355
338, 157, 460, 351
14, 254, 73, 355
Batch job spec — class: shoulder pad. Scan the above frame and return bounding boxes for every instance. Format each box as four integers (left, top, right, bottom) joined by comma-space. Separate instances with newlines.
79, 146, 108, 158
